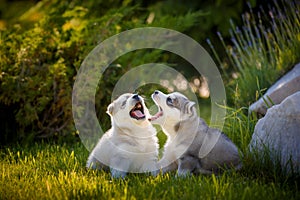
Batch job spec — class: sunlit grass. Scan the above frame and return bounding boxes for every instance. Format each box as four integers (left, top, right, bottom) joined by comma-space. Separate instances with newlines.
0, 141, 299, 200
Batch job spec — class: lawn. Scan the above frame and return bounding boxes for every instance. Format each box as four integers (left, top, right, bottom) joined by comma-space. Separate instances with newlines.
0, 141, 299, 200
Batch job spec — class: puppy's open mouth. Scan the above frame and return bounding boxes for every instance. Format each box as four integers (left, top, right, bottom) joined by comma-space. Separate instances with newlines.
148, 106, 163, 121
130, 102, 145, 120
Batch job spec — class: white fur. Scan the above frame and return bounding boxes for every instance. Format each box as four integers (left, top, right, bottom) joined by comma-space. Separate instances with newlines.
87, 93, 158, 178
150, 90, 242, 176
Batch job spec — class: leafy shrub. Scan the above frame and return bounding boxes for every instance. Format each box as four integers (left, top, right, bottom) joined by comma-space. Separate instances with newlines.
2, 0, 223, 143
0, 7, 82, 140
0, 1, 137, 142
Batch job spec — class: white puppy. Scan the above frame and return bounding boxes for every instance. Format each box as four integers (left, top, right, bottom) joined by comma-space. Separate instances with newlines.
149, 90, 242, 176
87, 93, 158, 178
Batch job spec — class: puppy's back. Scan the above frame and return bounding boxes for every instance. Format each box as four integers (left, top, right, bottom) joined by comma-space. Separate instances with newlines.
183, 119, 241, 173
198, 128, 241, 171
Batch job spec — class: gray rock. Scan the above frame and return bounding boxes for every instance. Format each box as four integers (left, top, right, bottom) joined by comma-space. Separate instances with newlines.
249, 91, 300, 173
249, 63, 300, 115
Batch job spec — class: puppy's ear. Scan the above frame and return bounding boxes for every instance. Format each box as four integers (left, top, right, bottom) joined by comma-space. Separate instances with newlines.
107, 103, 114, 116
189, 101, 196, 113
185, 101, 196, 115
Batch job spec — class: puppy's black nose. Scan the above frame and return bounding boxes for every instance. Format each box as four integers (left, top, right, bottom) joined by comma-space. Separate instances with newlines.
154, 90, 159, 95
132, 94, 139, 100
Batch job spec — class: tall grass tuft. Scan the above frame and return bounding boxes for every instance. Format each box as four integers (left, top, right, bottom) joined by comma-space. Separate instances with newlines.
207, 0, 300, 183
207, 0, 300, 107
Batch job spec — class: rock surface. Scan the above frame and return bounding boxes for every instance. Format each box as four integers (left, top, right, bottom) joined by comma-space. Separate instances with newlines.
249, 63, 300, 115
249, 91, 300, 173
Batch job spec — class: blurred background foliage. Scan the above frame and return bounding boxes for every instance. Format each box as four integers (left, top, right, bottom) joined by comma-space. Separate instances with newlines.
2, 0, 298, 145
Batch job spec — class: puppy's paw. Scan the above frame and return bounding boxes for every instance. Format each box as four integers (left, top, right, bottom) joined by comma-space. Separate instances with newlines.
150, 169, 161, 177
110, 168, 127, 179
177, 169, 192, 178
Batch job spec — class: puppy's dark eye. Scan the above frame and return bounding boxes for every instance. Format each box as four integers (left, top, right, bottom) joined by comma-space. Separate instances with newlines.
166, 97, 173, 105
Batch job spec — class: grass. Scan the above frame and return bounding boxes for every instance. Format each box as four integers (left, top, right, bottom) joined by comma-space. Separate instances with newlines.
207, 0, 300, 107
0, 139, 299, 200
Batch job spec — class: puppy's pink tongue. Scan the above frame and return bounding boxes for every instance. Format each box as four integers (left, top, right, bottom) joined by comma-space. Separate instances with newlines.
133, 110, 145, 118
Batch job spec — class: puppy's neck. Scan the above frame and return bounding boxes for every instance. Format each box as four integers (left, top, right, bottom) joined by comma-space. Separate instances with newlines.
162, 114, 198, 140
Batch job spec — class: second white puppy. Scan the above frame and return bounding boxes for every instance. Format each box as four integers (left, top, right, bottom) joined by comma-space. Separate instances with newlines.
149, 90, 242, 176
87, 93, 158, 178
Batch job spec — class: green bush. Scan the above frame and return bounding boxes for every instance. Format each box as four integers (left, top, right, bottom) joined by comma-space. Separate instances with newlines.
3, 0, 243, 143
0, 10, 79, 140
0, 1, 142, 142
